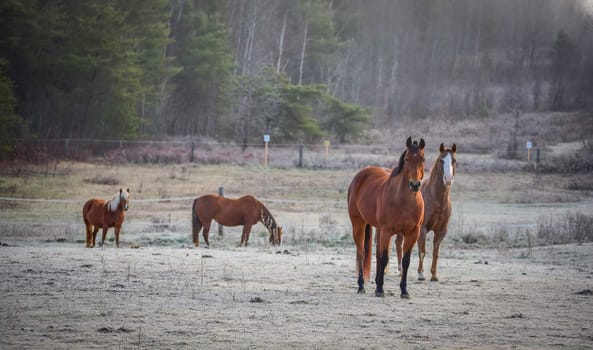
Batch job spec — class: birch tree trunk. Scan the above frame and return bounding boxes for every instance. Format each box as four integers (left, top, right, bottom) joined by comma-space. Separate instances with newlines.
276, 12, 287, 74
298, 21, 308, 86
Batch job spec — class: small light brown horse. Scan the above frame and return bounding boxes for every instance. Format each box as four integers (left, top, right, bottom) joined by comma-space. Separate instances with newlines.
395, 143, 457, 281
192, 194, 282, 247
347, 137, 425, 297
83, 188, 130, 248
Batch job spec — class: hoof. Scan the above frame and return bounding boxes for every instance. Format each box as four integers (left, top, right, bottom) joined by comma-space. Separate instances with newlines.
357, 288, 366, 294
400, 293, 410, 299
431, 276, 439, 282
375, 291, 385, 298
418, 272, 426, 281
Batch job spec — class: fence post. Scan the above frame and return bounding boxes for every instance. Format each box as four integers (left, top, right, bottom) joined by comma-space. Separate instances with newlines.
64, 138, 70, 157
218, 186, 224, 236
190, 142, 195, 163
298, 144, 303, 168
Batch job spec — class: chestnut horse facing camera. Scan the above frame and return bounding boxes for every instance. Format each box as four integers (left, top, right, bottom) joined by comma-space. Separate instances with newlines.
192, 194, 282, 247
83, 188, 130, 248
348, 137, 425, 298
395, 143, 457, 281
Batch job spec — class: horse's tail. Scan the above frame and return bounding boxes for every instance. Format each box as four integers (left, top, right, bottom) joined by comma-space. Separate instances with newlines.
192, 199, 202, 247
363, 224, 372, 277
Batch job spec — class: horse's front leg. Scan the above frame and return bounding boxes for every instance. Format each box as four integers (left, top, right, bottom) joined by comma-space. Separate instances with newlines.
430, 230, 446, 282
114, 226, 121, 248
240, 224, 252, 246
400, 225, 421, 298
417, 226, 428, 281
100, 226, 109, 247
374, 227, 392, 297
396, 233, 403, 274
91, 227, 99, 247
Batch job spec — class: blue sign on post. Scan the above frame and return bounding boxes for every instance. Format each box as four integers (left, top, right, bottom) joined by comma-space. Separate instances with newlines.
526, 141, 532, 149
263, 134, 270, 143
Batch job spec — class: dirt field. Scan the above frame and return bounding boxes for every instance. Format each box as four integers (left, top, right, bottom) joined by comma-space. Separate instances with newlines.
1, 240, 592, 349
1, 138, 593, 350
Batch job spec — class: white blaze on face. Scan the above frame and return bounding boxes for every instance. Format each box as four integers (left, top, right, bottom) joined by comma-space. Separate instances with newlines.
442, 153, 454, 185
122, 190, 129, 211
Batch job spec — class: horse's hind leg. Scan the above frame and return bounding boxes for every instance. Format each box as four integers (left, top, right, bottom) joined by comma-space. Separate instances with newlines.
374, 226, 392, 297
240, 224, 252, 246
85, 224, 92, 248
363, 225, 372, 282
417, 226, 428, 280
351, 219, 367, 294
91, 227, 99, 248
202, 221, 212, 247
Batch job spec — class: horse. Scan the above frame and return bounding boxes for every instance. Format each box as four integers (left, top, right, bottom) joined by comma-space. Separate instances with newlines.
394, 143, 457, 281
192, 194, 282, 247
83, 188, 130, 248
347, 137, 425, 298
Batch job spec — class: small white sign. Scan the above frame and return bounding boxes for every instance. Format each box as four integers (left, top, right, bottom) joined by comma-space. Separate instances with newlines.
263, 134, 270, 143
526, 141, 533, 149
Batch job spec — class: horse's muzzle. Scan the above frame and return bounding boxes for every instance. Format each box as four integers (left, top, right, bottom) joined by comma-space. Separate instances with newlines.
124, 205, 129, 211
443, 175, 454, 186
408, 180, 421, 192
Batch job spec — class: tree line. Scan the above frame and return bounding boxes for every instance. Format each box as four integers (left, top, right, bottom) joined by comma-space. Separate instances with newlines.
1, 0, 592, 157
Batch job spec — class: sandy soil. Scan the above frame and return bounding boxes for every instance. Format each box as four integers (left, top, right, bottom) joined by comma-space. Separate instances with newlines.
1, 240, 592, 349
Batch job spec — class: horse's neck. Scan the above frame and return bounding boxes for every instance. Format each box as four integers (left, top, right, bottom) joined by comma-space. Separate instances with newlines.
107, 195, 121, 212
426, 164, 450, 201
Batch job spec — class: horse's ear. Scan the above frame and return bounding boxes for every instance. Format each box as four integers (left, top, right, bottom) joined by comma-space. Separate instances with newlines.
451, 143, 457, 153
419, 138, 425, 149
439, 143, 445, 153
406, 136, 412, 148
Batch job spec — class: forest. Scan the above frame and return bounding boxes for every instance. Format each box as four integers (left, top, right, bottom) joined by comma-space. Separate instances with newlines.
1, 0, 593, 155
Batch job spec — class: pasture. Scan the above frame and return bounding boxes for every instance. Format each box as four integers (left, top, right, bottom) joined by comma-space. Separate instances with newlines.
1, 128, 593, 348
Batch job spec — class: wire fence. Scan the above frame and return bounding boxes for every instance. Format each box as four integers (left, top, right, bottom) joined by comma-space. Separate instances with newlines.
0, 191, 544, 250
9, 137, 547, 173
12, 138, 399, 169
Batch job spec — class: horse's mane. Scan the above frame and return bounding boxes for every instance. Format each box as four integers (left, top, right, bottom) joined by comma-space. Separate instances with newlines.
107, 190, 128, 212
107, 193, 120, 211
390, 150, 407, 178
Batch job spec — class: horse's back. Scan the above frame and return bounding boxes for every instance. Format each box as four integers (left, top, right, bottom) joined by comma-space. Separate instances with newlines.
195, 194, 259, 226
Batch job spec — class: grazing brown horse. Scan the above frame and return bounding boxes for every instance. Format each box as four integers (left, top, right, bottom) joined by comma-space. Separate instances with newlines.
83, 188, 130, 248
192, 194, 282, 247
348, 137, 425, 297
395, 143, 457, 281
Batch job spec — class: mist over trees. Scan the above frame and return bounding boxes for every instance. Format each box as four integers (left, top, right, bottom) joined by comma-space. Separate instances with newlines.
1, 0, 592, 150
